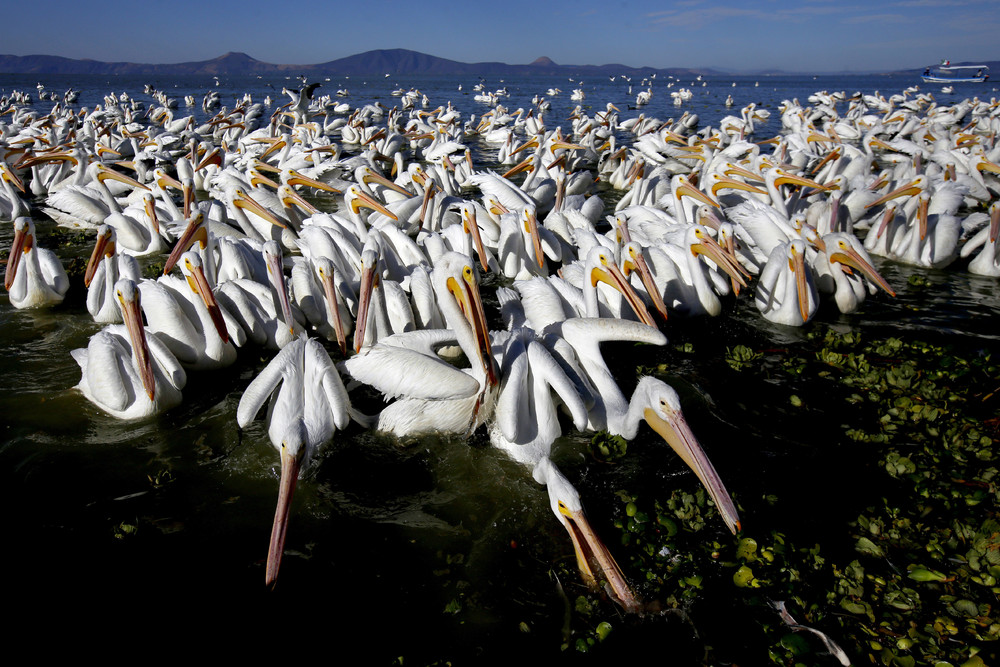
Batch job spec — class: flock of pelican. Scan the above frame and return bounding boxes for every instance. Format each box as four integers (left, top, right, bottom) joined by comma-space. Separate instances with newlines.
3, 77, 999, 603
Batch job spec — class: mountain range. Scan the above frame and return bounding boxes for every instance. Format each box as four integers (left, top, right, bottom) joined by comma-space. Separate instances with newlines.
0, 48, 725, 78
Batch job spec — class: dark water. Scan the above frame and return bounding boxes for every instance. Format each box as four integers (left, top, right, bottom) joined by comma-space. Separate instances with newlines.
2, 72, 999, 660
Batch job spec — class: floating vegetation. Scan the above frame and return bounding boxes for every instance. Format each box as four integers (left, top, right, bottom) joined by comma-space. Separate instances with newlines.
558, 326, 997, 664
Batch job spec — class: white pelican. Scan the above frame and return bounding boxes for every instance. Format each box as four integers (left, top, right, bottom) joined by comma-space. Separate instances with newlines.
237, 333, 352, 588
4, 216, 69, 309
490, 328, 641, 612
71, 279, 186, 420
0, 161, 29, 221
961, 202, 1000, 276
216, 241, 305, 350
139, 251, 242, 369
84, 224, 143, 323
812, 233, 896, 313
342, 252, 498, 438
43, 163, 150, 230
552, 317, 741, 534
755, 239, 818, 326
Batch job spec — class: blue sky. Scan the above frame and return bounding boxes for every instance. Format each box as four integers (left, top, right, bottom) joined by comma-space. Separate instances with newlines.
5, 0, 998, 72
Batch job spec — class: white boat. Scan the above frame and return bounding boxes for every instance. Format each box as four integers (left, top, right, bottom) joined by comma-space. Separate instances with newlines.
921, 62, 989, 83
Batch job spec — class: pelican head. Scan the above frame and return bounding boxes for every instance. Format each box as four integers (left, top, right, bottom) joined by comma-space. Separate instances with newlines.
825, 233, 896, 297
436, 252, 497, 388
84, 224, 116, 287
179, 251, 230, 344
5, 217, 34, 291
635, 377, 741, 535
533, 457, 642, 613
588, 247, 657, 327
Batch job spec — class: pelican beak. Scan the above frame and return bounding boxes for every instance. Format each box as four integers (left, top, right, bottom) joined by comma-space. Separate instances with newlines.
989, 202, 1000, 244
463, 207, 491, 274
591, 259, 657, 328
976, 156, 1000, 176
164, 213, 207, 275
710, 173, 767, 198
156, 170, 184, 192
234, 189, 287, 229
875, 204, 896, 239
118, 286, 156, 401
354, 258, 378, 353
643, 406, 741, 535
249, 169, 280, 190
917, 194, 929, 241
4, 221, 31, 290
16, 152, 78, 170
84, 227, 115, 287
829, 245, 896, 297
258, 138, 286, 162
691, 228, 750, 291
265, 246, 296, 337
349, 187, 397, 221
446, 264, 497, 387
523, 209, 546, 273
266, 442, 303, 589
96, 165, 150, 191
195, 147, 223, 171
280, 185, 320, 215
773, 170, 830, 193
790, 244, 811, 324
285, 169, 341, 194
318, 264, 348, 356
622, 245, 668, 322
182, 179, 195, 219
675, 177, 720, 209
144, 195, 160, 236
865, 177, 924, 209
557, 502, 642, 614
510, 136, 539, 157
184, 255, 230, 344
501, 155, 534, 179
0, 163, 26, 192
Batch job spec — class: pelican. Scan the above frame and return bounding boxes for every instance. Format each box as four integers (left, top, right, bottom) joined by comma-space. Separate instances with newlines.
961, 202, 1000, 276
812, 233, 896, 313
342, 252, 498, 438
84, 224, 143, 323
552, 317, 741, 535
490, 327, 641, 612
237, 334, 353, 588
216, 240, 306, 350
71, 279, 186, 420
755, 239, 818, 326
139, 251, 242, 369
4, 216, 69, 309
0, 161, 29, 221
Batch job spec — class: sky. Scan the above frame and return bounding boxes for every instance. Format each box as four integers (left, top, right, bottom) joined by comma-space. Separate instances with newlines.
4, 0, 999, 73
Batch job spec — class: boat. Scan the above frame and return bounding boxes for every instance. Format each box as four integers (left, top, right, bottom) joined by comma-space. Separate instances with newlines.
921, 61, 989, 83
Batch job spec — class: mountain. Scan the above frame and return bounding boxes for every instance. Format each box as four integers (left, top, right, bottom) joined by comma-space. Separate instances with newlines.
0, 48, 724, 78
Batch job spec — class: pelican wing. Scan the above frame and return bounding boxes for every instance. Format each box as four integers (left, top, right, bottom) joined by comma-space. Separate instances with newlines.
237, 339, 301, 427
343, 344, 481, 401
304, 337, 351, 430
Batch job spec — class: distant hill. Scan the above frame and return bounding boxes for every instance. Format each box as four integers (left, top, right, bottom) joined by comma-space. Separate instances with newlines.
0, 48, 725, 78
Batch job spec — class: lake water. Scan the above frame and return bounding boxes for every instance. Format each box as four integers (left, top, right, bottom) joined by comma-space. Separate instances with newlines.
1, 71, 998, 661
